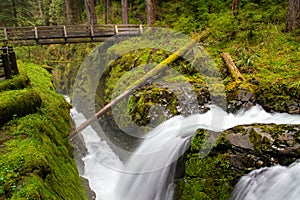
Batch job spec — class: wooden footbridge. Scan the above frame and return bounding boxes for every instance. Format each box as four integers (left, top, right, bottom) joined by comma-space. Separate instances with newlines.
0, 24, 143, 79
0, 24, 143, 45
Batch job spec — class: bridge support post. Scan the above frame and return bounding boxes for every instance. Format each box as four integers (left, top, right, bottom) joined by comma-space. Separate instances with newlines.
114, 25, 119, 34
1, 48, 12, 79
0, 46, 19, 79
34, 27, 39, 43
8, 46, 19, 75
139, 24, 143, 33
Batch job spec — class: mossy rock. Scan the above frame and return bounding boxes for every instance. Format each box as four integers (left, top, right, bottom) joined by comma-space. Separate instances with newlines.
128, 85, 179, 126
0, 75, 30, 92
0, 89, 42, 125
176, 153, 235, 200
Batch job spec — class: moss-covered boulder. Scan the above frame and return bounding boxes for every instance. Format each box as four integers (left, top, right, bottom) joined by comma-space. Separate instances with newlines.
0, 75, 30, 92
176, 124, 300, 199
0, 62, 86, 199
0, 89, 42, 125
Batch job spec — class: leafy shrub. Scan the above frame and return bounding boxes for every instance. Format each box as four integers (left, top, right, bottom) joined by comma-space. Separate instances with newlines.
209, 12, 239, 42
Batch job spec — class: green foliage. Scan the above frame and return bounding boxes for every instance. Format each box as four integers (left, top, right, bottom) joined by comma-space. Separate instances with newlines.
14, 44, 95, 95
209, 12, 239, 43
171, 15, 198, 33
0, 0, 34, 26
264, 4, 288, 24
48, 0, 67, 25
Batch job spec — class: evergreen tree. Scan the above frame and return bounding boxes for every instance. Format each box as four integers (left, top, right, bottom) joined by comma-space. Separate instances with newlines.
85, 0, 97, 25
286, 0, 300, 32
0, 0, 34, 26
146, 0, 156, 25
122, 0, 129, 24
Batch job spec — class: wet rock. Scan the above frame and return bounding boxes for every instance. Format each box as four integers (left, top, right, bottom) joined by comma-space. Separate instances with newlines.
237, 88, 255, 102
70, 133, 87, 175
226, 84, 257, 113
226, 132, 254, 150
225, 124, 300, 159
80, 177, 96, 200
287, 100, 300, 114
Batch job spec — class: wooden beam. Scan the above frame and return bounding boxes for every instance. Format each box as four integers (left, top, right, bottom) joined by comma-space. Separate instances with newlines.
1, 51, 12, 79
3, 28, 8, 40
8, 46, 19, 75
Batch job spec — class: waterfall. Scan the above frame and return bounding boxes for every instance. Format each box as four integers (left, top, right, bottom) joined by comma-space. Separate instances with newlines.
231, 160, 300, 200
70, 105, 300, 200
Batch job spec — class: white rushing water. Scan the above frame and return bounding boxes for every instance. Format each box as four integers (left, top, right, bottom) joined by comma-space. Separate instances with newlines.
231, 160, 300, 200
70, 105, 300, 200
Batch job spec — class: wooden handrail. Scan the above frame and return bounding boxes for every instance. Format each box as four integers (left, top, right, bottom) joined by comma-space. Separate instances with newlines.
0, 24, 143, 45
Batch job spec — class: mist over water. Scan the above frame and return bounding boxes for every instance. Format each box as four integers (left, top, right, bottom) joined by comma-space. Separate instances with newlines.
70, 105, 300, 200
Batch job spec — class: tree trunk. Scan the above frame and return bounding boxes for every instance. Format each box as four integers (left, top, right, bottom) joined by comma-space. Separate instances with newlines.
286, 0, 300, 32
12, 0, 17, 21
121, 0, 128, 24
146, 0, 156, 26
38, 0, 45, 21
232, 0, 239, 16
105, 0, 111, 24
85, 0, 97, 25
222, 52, 244, 82
65, 0, 75, 24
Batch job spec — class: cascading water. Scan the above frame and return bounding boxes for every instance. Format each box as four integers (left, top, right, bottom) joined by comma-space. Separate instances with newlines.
231, 160, 300, 200
70, 105, 300, 200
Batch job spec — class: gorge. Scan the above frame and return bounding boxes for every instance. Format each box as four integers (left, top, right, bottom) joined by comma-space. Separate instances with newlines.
71, 104, 300, 200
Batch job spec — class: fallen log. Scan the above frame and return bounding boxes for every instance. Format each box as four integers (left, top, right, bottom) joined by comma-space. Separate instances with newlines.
69, 29, 210, 139
222, 52, 245, 82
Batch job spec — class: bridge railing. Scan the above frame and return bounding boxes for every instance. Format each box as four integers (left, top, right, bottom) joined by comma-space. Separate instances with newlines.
0, 24, 143, 44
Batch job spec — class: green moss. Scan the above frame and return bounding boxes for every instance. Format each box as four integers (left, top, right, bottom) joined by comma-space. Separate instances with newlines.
249, 128, 273, 153
0, 89, 42, 125
176, 129, 236, 199
0, 75, 30, 92
128, 85, 179, 126
177, 178, 232, 200
177, 153, 234, 200
0, 62, 86, 199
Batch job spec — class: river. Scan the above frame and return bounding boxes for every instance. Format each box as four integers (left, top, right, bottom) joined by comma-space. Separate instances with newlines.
70, 104, 300, 200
